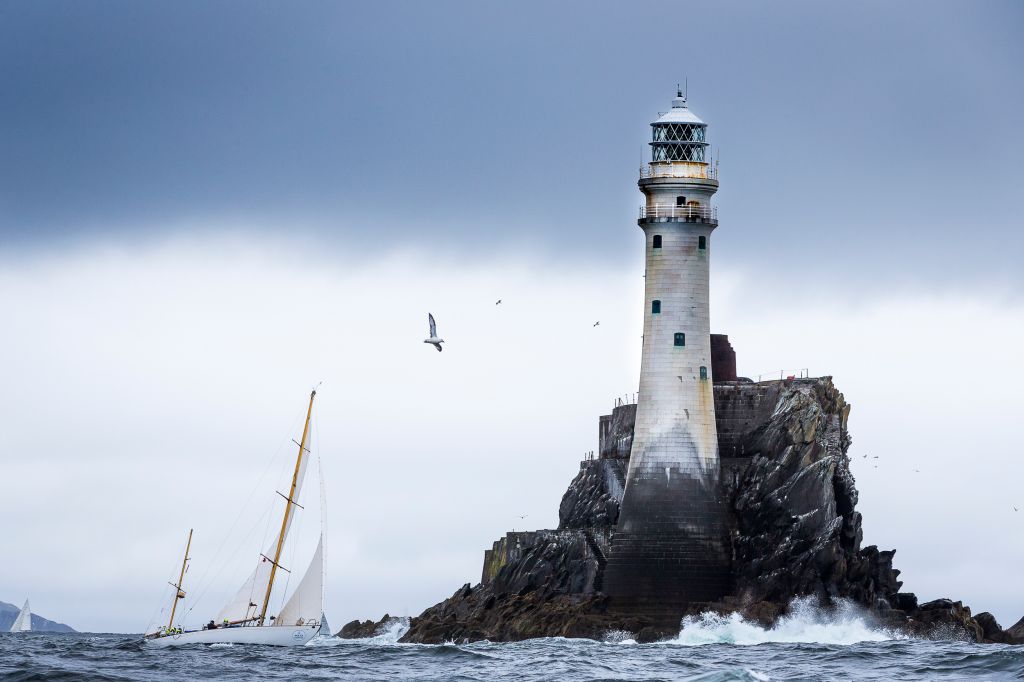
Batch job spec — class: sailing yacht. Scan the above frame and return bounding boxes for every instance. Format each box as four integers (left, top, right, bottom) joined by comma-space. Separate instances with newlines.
9, 600, 31, 632
146, 389, 326, 647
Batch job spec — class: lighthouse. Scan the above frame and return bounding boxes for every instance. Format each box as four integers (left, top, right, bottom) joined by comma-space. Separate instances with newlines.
603, 90, 730, 612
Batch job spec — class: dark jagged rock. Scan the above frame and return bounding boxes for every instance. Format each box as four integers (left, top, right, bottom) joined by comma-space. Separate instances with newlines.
393, 377, 1010, 644
972, 612, 1024, 645
558, 460, 625, 530
724, 379, 903, 610
337, 615, 390, 639
1006, 616, 1024, 641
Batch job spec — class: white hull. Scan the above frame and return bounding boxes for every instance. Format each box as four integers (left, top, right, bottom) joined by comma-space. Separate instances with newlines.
146, 624, 320, 648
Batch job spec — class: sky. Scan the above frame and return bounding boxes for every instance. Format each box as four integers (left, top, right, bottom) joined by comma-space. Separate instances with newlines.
0, 1, 1022, 633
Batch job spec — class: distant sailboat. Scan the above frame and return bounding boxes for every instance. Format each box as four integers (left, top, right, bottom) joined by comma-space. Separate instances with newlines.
10, 600, 31, 632
146, 389, 326, 647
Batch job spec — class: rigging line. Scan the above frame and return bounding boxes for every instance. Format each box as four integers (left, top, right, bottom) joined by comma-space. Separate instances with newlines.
180, 403, 308, 608
140, 539, 197, 634
316, 417, 327, 608
182, 503, 274, 619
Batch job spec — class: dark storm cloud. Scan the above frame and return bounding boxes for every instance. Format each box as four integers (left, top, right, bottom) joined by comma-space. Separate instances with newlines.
1, 1, 1022, 285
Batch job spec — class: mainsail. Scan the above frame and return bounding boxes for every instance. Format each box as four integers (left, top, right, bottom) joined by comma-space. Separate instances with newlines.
276, 535, 323, 627
216, 406, 314, 624
10, 600, 31, 632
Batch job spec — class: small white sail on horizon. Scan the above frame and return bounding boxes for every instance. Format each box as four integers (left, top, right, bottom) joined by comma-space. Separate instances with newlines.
10, 600, 31, 632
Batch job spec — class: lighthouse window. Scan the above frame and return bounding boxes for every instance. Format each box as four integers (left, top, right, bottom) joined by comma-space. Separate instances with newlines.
700, 366, 708, 381
698, 236, 707, 250
652, 235, 662, 249
674, 333, 686, 347
676, 196, 686, 207
652, 300, 661, 314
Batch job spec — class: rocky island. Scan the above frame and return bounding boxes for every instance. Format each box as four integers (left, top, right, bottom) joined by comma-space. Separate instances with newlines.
343, 91, 1021, 646
341, 351, 1023, 645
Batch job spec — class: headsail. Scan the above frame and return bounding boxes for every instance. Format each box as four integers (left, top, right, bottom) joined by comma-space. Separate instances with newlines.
276, 535, 323, 627
216, 396, 315, 624
11, 600, 31, 632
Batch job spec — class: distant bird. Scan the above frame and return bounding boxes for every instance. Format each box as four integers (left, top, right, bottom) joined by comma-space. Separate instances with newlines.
593, 321, 600, 327
495, 299, 502, 305
862, 455, 867, 459
1014, 506, 1018, 512
914, 469, 920, 473
873, 456, 879, 459
517, 514, 528, 519
424, 313, 444, 352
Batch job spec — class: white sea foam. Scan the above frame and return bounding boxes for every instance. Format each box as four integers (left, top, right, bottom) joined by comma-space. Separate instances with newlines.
309, 616, 411, 646
367, 617, 411, 644
672, 598, 902, 646
602, 629, 637, 645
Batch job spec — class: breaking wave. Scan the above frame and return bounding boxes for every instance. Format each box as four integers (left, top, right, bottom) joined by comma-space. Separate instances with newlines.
308, 617, 411, 647
672, 598, 902, 646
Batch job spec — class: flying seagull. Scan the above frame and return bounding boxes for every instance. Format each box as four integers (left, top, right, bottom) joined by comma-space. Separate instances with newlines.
593, 321, 600, 327
495, 299, 502, 305
1014, 506, 1018, 512
424, 313, 444, 352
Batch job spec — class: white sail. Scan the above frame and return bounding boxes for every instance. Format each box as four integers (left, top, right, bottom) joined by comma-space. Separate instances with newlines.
276, 536, 323, 627
11, 600, 31, 632
215, 425, 313, 623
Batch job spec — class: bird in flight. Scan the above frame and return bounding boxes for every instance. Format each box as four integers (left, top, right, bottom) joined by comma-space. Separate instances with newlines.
593, 321, 600, 327
424, 313, 444, 352
495, 299, 502, 305
517, 514, 528, 519
1014, 506, 1018, 512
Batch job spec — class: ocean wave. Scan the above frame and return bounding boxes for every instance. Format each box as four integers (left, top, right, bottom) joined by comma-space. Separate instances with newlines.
671, 597, 902, 646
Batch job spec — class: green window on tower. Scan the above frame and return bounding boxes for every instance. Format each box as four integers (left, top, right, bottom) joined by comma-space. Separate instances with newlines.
674, 333, 685, 347
700, 366, 708, 381
651, 300, 661, 314
699, 236, 707, 250
653, 235, 662, 249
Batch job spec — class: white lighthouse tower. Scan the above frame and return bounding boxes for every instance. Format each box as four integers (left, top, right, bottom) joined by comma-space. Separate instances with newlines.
604, 90, 730, 612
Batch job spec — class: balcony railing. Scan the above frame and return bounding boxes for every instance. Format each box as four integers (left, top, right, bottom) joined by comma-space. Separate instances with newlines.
639, 162, 717, 181
639, 204, 718, 222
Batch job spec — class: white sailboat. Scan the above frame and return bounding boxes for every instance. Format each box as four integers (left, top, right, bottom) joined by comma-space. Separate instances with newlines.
146, 389, 326, 647
9, 600, 31, 632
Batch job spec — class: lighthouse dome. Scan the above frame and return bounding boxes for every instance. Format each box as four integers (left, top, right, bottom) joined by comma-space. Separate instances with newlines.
652, 93, 705, 125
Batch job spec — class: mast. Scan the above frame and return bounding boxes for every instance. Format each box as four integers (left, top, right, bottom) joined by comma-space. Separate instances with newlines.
259, 389, 316, 625
167, 528, 193, 631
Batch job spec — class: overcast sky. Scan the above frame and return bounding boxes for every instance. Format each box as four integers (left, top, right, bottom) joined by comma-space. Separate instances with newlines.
1, 1, 1022, 633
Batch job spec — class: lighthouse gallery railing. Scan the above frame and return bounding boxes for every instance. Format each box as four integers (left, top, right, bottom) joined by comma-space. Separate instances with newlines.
639, 204, 718, 221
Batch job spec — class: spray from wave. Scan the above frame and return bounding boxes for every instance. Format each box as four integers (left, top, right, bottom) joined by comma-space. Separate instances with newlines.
672, 597, 903, 646
309, 617, 411, 646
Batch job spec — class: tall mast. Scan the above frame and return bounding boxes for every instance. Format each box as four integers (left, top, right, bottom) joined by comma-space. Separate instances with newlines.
167, 528, 192, 631
259, 389, 316, 625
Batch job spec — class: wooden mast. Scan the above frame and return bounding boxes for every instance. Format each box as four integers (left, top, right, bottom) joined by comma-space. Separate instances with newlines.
167, 528, 193, 632
258, 389, 316, 626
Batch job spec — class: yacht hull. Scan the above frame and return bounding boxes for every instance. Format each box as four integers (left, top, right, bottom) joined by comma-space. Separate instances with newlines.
146, 624, 320, 647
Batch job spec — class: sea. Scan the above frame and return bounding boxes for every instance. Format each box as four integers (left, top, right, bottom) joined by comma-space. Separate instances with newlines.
3, 605, 1023, 681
